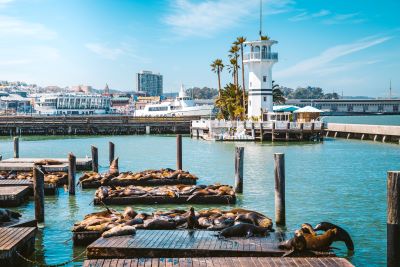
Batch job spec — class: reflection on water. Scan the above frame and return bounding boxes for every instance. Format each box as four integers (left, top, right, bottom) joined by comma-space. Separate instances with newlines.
3, 135, 399, 266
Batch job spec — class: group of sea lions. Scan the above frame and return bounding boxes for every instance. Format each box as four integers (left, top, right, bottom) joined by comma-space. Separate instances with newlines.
0, 170, 67, 185
95, 184, 234, 200
279, 222, 354, 255
78, 166, 198, 187
72, 207, 273, 238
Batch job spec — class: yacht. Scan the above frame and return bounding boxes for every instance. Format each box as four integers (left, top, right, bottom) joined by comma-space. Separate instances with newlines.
134, 85, 214, 117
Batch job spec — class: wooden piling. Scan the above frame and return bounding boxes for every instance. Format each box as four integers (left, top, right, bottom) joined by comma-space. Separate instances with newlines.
286, 122, 290, 141
274, 153, 285, 226
109, 142, 115, 165
91, 146, 98, 173
33, 164, 44, 223
234, 147, 244, 193
387, 171, 400, 267
260, 123, 264, 142
13, 137, 19, 158
68, 153, 76, 195
177, 134, 182, 170
300, 123, 304, 140
271, 122, 276, 141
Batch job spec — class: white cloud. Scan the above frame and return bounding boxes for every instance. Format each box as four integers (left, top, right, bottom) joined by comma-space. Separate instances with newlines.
164, 0, 294, 37
289, 9, 330, 22
0, 16, 56, 39
323, 13, 365, 25
276, 36, 391, 79
85, 43, 125, 60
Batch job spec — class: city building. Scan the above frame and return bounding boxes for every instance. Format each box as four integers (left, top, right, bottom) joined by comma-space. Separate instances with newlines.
286, 99, 400, 114
34, 93, 111, 115
0, 94, 32, 114
243, 38, 278, 118
136, 71, 163, 96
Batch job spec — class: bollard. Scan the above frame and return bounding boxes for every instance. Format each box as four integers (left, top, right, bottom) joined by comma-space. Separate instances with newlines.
387, 171, 400, 267
234, 147, 244, 193
274, 153, 285, 226
109, 142, 115, 165
33, 164, 45, 223
91, 146, 98, 173
68, 153, 76, 195
177, 134, 182, 170
13, 137, 19, 158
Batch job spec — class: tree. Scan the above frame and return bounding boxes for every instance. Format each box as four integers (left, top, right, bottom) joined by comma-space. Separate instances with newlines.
272, 80, 285, 104
234, 36, 247, 116
227, 58, 239, 91
228, 45, 240, 88
210, 59, 224, 97
215, 83, 247, 120
186, 87, 218, 99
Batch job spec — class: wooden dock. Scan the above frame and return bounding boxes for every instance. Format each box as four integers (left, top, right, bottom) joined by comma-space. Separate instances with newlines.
0, 179, 57, 195
1, 219, 37, 228
81, 178, 197, 189
2, 157, 92, 171
0, 227, 37, 266
83, 257, 354, 267
0, 186, 30, 207
87, 230, 334, 259
94, 195, 236, 205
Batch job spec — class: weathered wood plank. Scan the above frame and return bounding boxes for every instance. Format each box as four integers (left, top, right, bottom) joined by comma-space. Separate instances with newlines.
0, 227, 37, 264
0, 186, 30, 207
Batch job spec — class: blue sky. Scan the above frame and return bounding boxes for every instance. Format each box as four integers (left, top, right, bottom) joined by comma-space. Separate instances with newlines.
0, 0, 399, 97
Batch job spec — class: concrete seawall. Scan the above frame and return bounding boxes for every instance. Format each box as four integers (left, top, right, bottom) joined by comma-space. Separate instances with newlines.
325, 123, 400, 143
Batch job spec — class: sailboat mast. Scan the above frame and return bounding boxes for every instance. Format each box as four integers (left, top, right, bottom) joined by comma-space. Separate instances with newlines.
259, 0, 262, 38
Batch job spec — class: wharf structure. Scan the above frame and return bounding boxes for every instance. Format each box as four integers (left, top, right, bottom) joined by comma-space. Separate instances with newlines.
191, 119, 324, 141
0, 115, 196, 135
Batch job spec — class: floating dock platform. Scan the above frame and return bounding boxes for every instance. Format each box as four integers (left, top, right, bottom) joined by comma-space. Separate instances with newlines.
83, 257, 354, 267
94, 195, 236, 205
86, 230, 334, 259
0, 227, 37, 266
1, 158, 92, 171
0, 179, 57, 195
0, 186, 30, 207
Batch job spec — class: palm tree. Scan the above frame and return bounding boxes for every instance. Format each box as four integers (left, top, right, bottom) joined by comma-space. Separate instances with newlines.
215, 83, 247, 120
272, 80, 285, 104
228, 45, 240, 87
210, 59, 224, 97
227, 58, 238, 88
234, 36, 247, 115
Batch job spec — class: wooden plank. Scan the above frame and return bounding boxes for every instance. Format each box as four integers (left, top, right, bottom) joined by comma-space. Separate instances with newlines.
0, 186, 30, 207
0, 227, 36, 261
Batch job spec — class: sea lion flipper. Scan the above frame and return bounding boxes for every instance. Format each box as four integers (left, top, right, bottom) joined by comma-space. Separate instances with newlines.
282, 249, 295, 257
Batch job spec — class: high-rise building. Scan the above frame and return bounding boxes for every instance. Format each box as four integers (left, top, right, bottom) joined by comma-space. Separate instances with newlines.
136, 71, 163, 96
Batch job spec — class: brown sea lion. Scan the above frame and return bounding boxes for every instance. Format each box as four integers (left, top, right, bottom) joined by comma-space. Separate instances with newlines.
109, 157, 119, 175
102, 225, 136, 238
0, 209, 21, 222
234, 212, 273, 230
219, 223, 270, 238
303, 228, 337, 251
187, 207, 197, 229
123, 207, 137, 220
314, 222, 354, 251
144, 219, 176, 230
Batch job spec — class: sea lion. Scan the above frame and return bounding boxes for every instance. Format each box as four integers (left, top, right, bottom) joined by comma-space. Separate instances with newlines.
96, 186, 109, 200
198, 217, 214, 229
123, 207, 137, 220
0, 209, 21, 222
125, 218, 144, 226
314, 222, 354, 251
144, 219, 176, 230
234, 212, 273, 230
109, 157, 119, 175
219, 223, 270, 238
303, 228, 337, 251
102, 225, 136, 238
187, 207, 197, 229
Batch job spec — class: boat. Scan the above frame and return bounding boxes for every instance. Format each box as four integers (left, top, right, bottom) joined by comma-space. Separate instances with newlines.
134, 85, 214, 117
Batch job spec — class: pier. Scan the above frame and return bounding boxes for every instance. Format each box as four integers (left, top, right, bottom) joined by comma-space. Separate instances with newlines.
325, 123, 400, 144
1, 157, 92, 171
191, 120, 324, 141
0, 227, 37, 266
0, 186, 30, 207
0, 115, 198, 136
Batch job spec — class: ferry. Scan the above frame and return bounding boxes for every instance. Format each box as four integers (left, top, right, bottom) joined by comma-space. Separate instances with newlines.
134, 85, 214, 117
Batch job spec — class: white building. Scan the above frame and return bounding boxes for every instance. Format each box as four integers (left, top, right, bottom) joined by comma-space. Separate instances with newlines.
243, 39, 278, 119
34, 93, 111, 115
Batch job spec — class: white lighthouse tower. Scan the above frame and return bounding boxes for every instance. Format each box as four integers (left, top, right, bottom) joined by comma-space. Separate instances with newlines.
243, 38, 278, 119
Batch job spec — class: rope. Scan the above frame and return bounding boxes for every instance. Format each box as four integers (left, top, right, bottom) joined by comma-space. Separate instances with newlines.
15, 249, 86, 267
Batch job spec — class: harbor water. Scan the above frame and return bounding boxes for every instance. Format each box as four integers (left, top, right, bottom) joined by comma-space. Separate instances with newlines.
2, 133, 399, 266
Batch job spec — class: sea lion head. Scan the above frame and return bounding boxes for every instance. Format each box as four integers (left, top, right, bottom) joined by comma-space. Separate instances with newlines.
314, 222, 354, 251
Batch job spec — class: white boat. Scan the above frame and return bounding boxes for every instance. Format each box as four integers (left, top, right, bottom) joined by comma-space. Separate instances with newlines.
134, 85, 214, 117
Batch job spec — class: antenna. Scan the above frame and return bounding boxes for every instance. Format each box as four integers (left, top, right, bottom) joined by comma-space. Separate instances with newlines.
389, 79, 392, 99
259, 0, 262, 38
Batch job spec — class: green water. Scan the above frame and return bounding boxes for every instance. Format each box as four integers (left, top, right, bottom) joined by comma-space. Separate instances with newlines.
324, 114, 400, 125
3, 135, 399, 266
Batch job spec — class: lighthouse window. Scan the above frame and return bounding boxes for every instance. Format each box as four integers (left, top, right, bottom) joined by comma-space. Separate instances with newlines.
263, 76, 267, 82
264, 97, 266, 101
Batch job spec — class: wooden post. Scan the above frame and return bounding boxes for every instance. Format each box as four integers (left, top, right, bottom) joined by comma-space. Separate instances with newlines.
387, 171, 400, 267
274, 153, 285, 226
68, 153, 76, 195
325, 131, 329, 137
300, 123, 304, 140
251, 123, 255, 138
234, 147, 244, 193
347, 133, 351, 139
109, 141, 115, 165
334, 131, 338, 138
260, 123, 264, 142
91, 146, 98, 173
13, 137, 19, 158
271, 122, 276, 141
286, 122, 290, 141
177, 134, 182, 170
33, 164, 44, 223
361, 134, 365, 140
